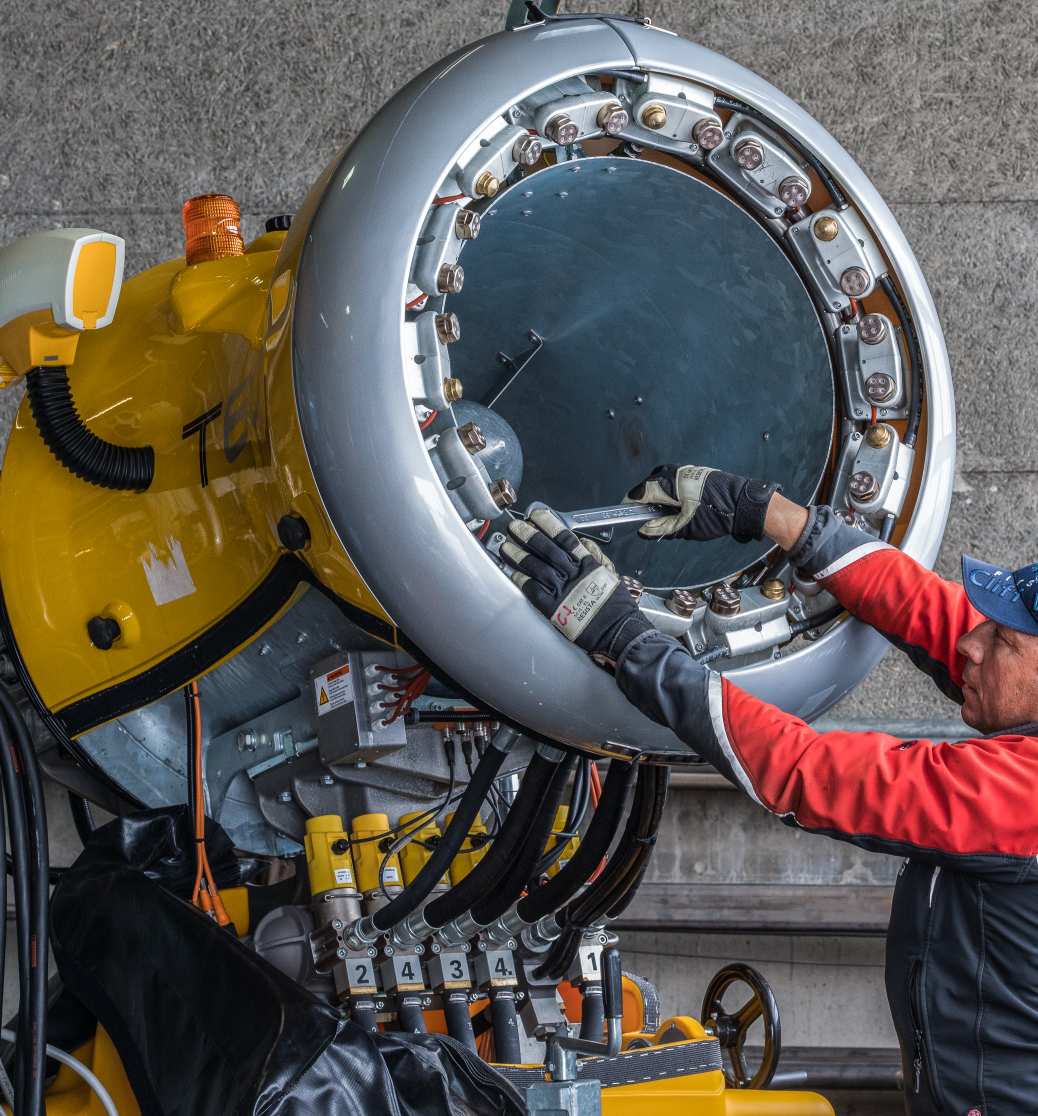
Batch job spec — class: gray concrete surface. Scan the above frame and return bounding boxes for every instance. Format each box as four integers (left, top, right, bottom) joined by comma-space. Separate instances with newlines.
2, 0, 1036, 1092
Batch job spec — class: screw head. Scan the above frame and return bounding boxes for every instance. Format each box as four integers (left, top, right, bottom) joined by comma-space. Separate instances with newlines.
761, 578, 787, 601
621, 575, 644, 603
454, 209, 481, 240
733, 139, 765, 171
864, 373, 896, 404
640, 103, 668, 130
474, 171, 500, 199
435, 312, 461, 345
436, 262, 464, 294
666, 588, 699, 618
458, 421, 486, 453
512, 134, 543, 166
858, 313, 888, 345
848, 470, 879, 501
277, 790, 292, 804
840, 266, 871, 297
865, 424, 893, 449
277, 513, 311, 551
321, 774, 335, 786
597, 101, 629, 135
490, 478, 517, 510
545, 113, 579, 146
813, 215, 840, 241
442, 377, 463, 404
777, 175, 810, 208
692, 117, 724, 150
709, 583, 742, 616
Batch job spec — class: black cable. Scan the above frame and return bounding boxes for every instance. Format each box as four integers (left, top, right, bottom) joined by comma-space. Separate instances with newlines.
488, 988, 521, 1064
789, 603, 843, 638
370, 729, 516, 932
879, 274, 925, 448
25, 366, 154, 492
0, 686, 49, 1116
531, 756, 589, 881
470, 753, 576, 926
712, 94, 848, 210
516, 759, 636, 925
67, 792, 95, 847
423, 745, 563, 929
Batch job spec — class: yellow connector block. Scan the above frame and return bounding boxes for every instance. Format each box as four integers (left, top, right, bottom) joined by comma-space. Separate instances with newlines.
305, 814, 358, 898
445, 812, 489, 885
350, 812, 402, 895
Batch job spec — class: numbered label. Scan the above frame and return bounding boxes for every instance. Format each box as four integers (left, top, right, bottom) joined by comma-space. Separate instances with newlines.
346, 957, 377, 993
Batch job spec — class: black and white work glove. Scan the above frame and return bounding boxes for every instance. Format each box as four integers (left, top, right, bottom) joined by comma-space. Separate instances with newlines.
496, 508, 653, 665
624, 464, 780, 543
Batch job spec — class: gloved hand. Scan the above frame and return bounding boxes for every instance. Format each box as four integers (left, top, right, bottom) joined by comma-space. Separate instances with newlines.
496, 508, 653, 665
624, 464, 780, 543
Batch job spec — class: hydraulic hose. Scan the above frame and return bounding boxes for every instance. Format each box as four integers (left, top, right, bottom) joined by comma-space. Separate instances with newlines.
488, 988, 521, 1065
578, 985, 605, 1042
370, 727, 517, 932
397, 994, 428, 1034
443, 989, 477, 1053
350, 1000, 378, 1033
471, 752, 576, 926
25, 366, 155, 492
516, 759, 636, 925
423, 744, 564, 929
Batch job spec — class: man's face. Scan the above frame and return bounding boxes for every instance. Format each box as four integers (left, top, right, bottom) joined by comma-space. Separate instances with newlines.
956, 619, 1038, 733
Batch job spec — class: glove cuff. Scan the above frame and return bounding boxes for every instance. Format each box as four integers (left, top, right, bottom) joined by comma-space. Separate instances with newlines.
600, 610, 655, 664
732, 479, 781, 543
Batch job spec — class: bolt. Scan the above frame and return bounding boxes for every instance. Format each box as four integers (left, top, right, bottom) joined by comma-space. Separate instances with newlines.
435, 312, 461, 345
545, 113, 579, 146
458, 422, 487, 452
596, 101, 629, 135
321, 774, 335, 786
474, 171, 499, 199
295, 631, 308, 644
666, 588, 699, 618
813, 215, 840, 242
840, 266, 871, 297
237, 731, 258, 753
848, 471, 879, 501
709, 583, 742, 617
512, 134, 543, 166
692, 117, 724, 150
277, 791, 292, 804
606, 408, 616, 419
866, 424, 892, 449
436, 262, 464, 294
858, 313, 888, 345
778, 176, 810, 208
443, 377, 463, 404
277, 513, 311, 551
258, 643, 272, 656
733, 139, 764, 171
640, 102, 668, 130
634, 395, 643, 405
454, 209, 480, 240
761, 578, 787, 601
621, 575, 644, 603
864, 373, 896, 404
490, 478, 517, 510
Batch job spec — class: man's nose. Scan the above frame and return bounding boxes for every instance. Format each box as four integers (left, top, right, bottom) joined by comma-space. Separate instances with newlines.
957, 623, 987, 663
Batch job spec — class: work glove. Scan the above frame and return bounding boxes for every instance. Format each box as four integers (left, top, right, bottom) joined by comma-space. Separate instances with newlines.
496, 507, 653, 666
624, 464, 780, 543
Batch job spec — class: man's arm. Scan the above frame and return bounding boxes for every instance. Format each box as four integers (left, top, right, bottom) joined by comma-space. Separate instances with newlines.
616, 631, 1038, 874
773, 497, 983, 703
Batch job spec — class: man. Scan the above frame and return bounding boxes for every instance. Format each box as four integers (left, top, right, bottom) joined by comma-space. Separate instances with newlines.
497, 464, 1038, 1116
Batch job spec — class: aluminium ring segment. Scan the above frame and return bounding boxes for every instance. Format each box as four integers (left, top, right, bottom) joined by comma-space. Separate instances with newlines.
291, 17, 953, 755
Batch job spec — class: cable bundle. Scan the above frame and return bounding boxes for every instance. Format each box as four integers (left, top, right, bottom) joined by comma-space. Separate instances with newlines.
375, 664, 431, 724
184, 682, 230, 927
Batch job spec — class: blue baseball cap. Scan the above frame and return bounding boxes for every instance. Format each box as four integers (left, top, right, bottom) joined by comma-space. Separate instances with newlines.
961, 555, 1038, 636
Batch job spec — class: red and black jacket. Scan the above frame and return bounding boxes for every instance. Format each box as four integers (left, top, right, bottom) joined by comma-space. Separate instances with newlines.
615, 506, 1038, 1116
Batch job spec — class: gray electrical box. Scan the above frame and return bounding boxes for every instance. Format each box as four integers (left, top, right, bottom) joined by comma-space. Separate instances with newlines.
309, 650, 408, 765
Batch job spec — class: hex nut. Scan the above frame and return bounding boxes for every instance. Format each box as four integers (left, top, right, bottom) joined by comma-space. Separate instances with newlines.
490, 478, 517, 509
692, 118, 724, 150
458, 422, 487, 453
436, 262, 464, 294
455, 209, 481, 240
666, 588, 698, 617
435, 312, 461, 345
709, 583, 742, 616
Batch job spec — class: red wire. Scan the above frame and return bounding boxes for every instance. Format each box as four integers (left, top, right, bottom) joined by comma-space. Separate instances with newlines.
433, 193, 466, 205
406, 293, 428, 310
477, 520, 490, 540
589, 763, 602, 806
420, 410, 439, 430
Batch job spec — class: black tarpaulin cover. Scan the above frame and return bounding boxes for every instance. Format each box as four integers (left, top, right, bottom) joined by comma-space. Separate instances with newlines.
51, 808, 526, 1116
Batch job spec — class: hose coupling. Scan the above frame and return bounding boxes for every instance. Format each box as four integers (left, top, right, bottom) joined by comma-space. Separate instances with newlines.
343, 915, 383, 951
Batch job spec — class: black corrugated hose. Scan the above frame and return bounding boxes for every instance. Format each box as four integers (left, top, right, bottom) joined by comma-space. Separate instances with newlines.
0, 685, 50, 1115
516, 759, 636, 925
470, 753, 576, 926
423, 744, 565, 929
25, 366, 154, 492
370, 727, 517, 933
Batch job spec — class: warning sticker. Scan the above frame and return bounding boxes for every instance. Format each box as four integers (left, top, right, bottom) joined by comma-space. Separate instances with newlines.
333, 867, 354, 885
314, 663, 354, 716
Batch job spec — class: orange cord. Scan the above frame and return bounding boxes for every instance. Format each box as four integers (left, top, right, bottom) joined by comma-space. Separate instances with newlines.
189, 681, 231, 926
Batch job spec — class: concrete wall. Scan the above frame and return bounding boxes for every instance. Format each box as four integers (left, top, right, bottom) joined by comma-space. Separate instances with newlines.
3, 0, 1035, 1084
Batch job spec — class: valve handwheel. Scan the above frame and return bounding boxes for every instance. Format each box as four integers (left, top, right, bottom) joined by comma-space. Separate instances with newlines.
701, 963, 781, 1089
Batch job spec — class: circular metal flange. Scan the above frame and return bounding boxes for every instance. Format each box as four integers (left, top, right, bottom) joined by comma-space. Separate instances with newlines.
448, 157, 833, 590
291, 17, 954, 757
